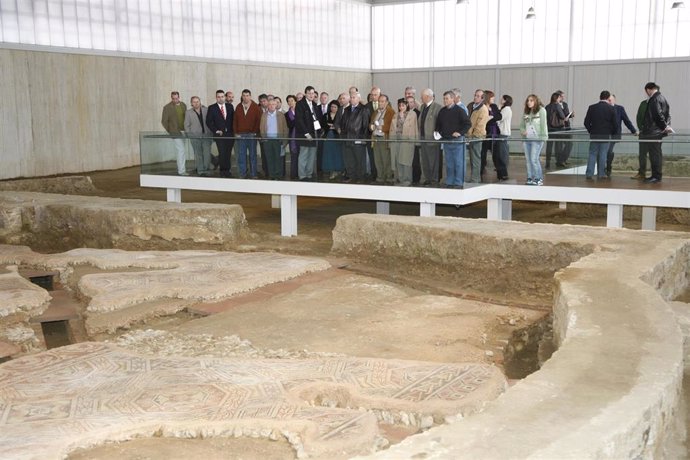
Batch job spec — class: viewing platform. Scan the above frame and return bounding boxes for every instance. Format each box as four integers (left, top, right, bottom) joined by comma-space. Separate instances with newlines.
140, 132, 690, 236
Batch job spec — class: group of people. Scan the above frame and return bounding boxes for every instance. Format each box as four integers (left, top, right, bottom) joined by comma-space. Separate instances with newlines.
161, 81, 672, 187
161, 89, 289, 179
582, 82, 672, 183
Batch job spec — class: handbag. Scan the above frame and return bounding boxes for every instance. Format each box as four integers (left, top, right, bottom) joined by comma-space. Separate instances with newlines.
548, 107, 565, 129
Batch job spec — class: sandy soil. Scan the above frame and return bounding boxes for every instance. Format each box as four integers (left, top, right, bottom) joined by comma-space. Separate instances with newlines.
67, 436, 297, 460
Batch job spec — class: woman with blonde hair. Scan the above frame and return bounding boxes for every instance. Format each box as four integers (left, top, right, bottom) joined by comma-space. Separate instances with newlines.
479, 90, 502, 178
519, 94, 548, 185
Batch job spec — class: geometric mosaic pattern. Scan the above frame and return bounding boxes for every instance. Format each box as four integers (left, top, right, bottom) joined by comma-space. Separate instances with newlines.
0, 343, 505, 459
0, 245, 332, 336
0, 246, 332, 315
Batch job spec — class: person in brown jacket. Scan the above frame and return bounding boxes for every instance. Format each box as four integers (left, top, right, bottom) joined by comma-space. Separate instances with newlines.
260, 98, 289, 180
161, 91, 188, 175
370, 94, 396, 183
466, 89, 490, 183
233, 89, 262, 178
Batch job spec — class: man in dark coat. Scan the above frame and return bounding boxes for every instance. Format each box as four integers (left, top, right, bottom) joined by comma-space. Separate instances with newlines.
605, 94, 637, 177
294, 85, 321, 181
340, 92, 371, 183
206, 90, 235, 178
639, 82, 672, 183
583, 90, 617, 180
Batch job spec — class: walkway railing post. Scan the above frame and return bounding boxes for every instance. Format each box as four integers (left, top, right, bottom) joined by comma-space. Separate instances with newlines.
280, 194, 298, 236
606, 204, 624, 228
420, 203, 436, 217
641, 207, 657, 231
376, 201, 390, 215
166, 188, 181, 203
487, 198, 502, 220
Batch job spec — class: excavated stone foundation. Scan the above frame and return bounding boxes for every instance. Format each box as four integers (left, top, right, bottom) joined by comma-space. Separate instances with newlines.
0, 191, 249, 251
332, 214, 689, 459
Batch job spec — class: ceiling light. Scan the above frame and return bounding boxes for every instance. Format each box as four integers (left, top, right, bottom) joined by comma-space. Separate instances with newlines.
525, 6, 536, 19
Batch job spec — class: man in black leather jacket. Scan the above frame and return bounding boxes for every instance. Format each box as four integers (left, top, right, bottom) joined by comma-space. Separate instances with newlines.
639, 82, 672, 183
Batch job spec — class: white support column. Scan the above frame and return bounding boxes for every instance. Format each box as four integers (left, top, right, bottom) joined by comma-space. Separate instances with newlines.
487, 198, 502, 220
280, 195, 298, 237
502, 199, 512, 221
166, 188, 181, 203
641, 206, 657, 231
376, 201, 390, 215
271, 195, 281, 209
606, 204, 624, 228
420, 203, 436, 217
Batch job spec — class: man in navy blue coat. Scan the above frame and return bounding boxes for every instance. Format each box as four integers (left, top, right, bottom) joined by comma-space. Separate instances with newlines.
206, 89, 235, 178
605, 94, 637, 177
583, 90, 617, 180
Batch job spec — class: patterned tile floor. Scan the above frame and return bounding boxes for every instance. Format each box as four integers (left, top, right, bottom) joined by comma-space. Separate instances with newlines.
0, 343, 505, 459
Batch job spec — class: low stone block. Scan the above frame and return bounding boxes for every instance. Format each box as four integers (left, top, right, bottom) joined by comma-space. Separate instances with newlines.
0, 176, 97, 194
0, 191, 249, 250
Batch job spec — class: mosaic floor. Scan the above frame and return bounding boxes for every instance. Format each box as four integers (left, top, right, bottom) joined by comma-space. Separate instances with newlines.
0, 342, 505, 459
0, 245, 333, 336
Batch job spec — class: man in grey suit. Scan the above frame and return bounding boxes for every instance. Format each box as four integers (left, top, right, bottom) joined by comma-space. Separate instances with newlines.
184, 96, 213, 176
418, 88, 442, 186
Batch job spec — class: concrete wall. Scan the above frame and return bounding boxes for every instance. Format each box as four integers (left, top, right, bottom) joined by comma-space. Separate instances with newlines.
3, 47, 687, 181
0, 48, 372, 180
374, 58, 690, 132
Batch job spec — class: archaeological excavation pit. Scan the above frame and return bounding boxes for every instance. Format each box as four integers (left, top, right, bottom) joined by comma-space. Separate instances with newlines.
1, 179, 689, 459
0, 231, 564, 459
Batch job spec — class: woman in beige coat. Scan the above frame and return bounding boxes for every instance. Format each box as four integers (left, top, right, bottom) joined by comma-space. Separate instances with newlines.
389, 98, 419, 186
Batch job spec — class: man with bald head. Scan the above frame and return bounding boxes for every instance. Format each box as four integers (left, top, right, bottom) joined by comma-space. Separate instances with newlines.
367, 86, 382, 112
418, 88, 442, 186
183, 96, 213, 176
341, 92, 371, 182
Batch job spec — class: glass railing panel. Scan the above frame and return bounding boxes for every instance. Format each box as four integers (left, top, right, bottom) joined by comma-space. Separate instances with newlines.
140, 131, 690, 190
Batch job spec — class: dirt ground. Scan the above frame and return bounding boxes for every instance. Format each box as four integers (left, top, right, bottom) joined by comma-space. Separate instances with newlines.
67, 436, 296, 460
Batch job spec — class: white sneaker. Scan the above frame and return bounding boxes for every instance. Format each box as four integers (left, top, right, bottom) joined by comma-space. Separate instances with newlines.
526, 178, 534, 185
536, 178, 543, 186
